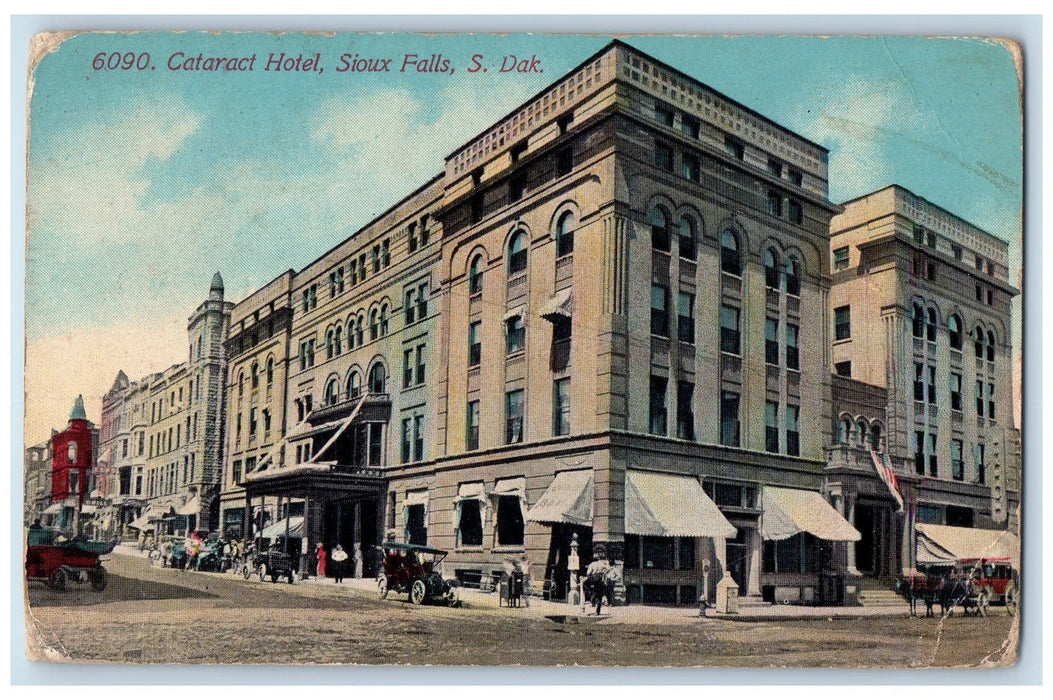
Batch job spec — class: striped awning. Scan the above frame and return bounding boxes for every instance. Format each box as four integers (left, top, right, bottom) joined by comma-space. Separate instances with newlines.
526, 470, 593, 526
916, 523, 1019, 566
761, 487, 861, 542
625, 470, 737, 538
260, 516, 305, 539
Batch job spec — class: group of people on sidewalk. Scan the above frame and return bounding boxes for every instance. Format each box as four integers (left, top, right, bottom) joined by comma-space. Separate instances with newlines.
315, 542, 349, 583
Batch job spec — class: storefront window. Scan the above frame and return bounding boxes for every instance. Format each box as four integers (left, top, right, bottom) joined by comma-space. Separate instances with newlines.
641, 537, 675, 570
496, 495, 524, 546
458, 500, 483, 547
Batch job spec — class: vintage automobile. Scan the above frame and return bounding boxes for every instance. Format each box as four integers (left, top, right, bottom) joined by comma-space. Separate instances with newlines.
26, 531, 116, 591
244, 546, 296, 584
376, 542, 459, 606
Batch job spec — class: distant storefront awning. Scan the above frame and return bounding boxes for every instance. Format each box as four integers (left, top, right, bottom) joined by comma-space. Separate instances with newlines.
625, 470, 737, 539
43, 503, 62, 516
916, 523, 1019, 566
761, 487, 861, 542
176, 495, 201, 516
527, 470, 593, 526
80, 504, 97, 515
260, 516, 305, 539
128, 516, 155, 532
540, 288, 573, 321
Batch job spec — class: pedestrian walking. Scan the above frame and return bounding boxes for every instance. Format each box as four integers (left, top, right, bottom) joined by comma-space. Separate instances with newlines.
331, 543, 348, 583
316, 542, 327, 579
585, 548, 612, 615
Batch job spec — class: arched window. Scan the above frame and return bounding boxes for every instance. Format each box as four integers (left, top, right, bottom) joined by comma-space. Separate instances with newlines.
380, 303, 389, 337
974, 326, 984, 357
508, 230, 528, 275
948, 314, 962, 350
346, 370, 361, 400
784, 255, 801, 297
926, 307, 938, 342
986, 331, 996, 362
837, 417, 852, 444
855, 418, 869, 445
869, 423, 883, 451
369, 363, 386, 394
720, 229, 741, 275
325, 328, 335, 359
370, 309, 379, 341
764, 248, 780, 289
651, 206, 670, 252
356, 314, 365, 347
324, 378, 340, 406
556, 211, 575, 257
469, 255, 483, 295
251, 362, 259, 389
678, 214, 696, 260
913, 303, 925, 338
266, 357, 274, 385
334, 325, 342, 355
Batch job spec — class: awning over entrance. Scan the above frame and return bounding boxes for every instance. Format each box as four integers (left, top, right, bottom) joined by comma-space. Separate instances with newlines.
625, 470, 737, 538
915, 523, 1020, 566
43, 503, 62, 515
526, 470, 593, 526
761, 487, 861, 542
540, 288, 573, 321
176, 495, 201, 516
261, 516, 305, 539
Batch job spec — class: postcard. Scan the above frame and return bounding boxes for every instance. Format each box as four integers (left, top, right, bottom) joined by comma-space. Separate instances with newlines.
23, 30, 1022, 668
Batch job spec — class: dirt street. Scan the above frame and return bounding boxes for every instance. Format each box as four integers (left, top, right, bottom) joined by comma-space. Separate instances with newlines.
24, 553, 1017, 667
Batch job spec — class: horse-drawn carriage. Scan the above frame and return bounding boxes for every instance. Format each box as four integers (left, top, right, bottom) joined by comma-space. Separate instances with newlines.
897, 557, 1017, 618
376, 542, 460, 606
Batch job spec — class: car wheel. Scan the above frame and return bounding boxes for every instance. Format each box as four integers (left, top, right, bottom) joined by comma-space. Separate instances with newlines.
378, 576, 389, 599
1005, 585, 1019, 616
49, 567, 67, 591
257, 563, 267, 582
446, 584, 460, 607
242, 563, 251, 580
90, 567, 108, 592
410, 579, 427, 605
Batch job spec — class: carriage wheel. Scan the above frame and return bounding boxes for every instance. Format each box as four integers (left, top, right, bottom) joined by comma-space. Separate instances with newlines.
410, 579, 427, 605
378, 576, 389, 599
49, 567, 68, 591
257, 563, 268, 582
1005, 585, 1019, 616
976, 588, 991, 617
90, 567, 108, 592
242, 563, 252, 580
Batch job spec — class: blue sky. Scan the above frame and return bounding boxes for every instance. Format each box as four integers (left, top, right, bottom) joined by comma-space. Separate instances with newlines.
24, 32, 1022, 444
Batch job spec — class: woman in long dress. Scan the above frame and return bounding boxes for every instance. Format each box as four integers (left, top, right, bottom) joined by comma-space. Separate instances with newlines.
316, 542, 327, 579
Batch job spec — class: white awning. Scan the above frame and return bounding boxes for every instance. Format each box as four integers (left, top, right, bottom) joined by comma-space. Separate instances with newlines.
43, 503, 62, 515
261, 516, 305, 539
526, 470, 593, 526
128, 516, 154, 532
454, 482, 487, 503
493, 476, 526, 498
97, 448, 111, 465
761, 487, 861, 542
916, 523, 1019, 565
503, 305, 526, 322
540, 288, 573, 321
405, 490, 429, 507
284, 417, 348, 441
625, 470, 737, 538
916, 535, 957, 565
80, 504, 97, 515
176, 495, 201, 516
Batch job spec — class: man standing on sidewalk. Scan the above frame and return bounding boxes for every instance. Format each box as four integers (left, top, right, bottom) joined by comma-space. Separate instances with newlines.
585, 548, 611, 615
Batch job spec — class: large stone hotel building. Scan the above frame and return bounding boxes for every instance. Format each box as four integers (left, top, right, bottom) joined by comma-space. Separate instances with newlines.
92, 40, 1019, 607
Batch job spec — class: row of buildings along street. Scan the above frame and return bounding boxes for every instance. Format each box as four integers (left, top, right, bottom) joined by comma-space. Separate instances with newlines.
25, 40, 1020, 610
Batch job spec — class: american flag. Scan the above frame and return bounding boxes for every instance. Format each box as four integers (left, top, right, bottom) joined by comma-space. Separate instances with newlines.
871, 450, 905, 513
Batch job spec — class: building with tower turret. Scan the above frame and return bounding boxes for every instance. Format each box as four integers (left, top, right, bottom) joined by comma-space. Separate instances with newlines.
98, 274, 233, 536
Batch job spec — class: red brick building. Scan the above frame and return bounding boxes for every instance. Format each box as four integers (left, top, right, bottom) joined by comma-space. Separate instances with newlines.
49, 395, 95, 509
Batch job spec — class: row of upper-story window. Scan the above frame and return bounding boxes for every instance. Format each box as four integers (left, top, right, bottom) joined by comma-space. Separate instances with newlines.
146, 414, 199, 458
234, 405, 273, 442
911, 363, 997, 418
237, 357, 276, 397
467, 311, 570, 369
911, 429, 990, 485
294, 361, 390, 424
911, 223, 1003, 280
465, 212, 577, 298
910, 302, 1000, 359
835, 415, 884, 451
145, 455, 195, 497
462, 378, 572, 453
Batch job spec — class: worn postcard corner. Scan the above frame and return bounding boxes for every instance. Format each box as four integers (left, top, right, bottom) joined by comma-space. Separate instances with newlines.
23, 29, 1022, 669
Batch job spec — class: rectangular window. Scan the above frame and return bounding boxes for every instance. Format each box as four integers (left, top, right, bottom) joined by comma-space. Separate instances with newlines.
767, 190, 783, 217
458, 499, 483, 547
976, 283, 983, 302
786, 323, 800, 371
725, 136, 745, 160
466, 400, 480, 451
951, 439, 964, 481
914, 431, 925, 475
719, 305, 740, 355
927, 365, 937, 405
506, 315, 525, 354
655, 141, 674, 171
403, 349, 414, 389
976, 380, 985, 417
404, 289, 416, 324
833, 246, 849, 270
720, 391, 740, 447
988, 382, 995, 419
788, 167, 803, 186
788, 199, 803, 225
681, 152, 700, 182
927, 432, 938, 477
834, 305, 851, 341
413, 415, 424, 461
950, 373, 962, 411
676, 381, 695, 441
677, 292, 695, 342
767, 158, 783, 178
401, 418, 412, 463
834, 361, 851, 377
496, 494, 525, 546
786, 404, 800, 456
974, 444, 986, 484
553, 378, 571, 436
655, 101, 675, 127
505, 390, 524, 445
509, 174, 526, 202
556, 147, 573, 176
650, 284, 669, 337
765, 317, 779, 365
914, 362, 925, 402
681, 114, 700, 139
765, 401, 779, 453
649, 376, 667, 436
405, 502, 427, 546
368, 423, 383, 466
415, 344, 425, 385
468, 321, 481, 367
417, 282, 428, 319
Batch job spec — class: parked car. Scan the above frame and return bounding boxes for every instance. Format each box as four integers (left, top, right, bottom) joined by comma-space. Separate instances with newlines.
376, 542, 459, 606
